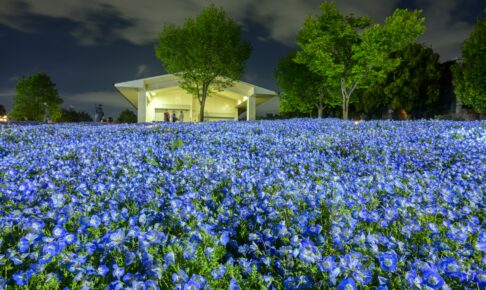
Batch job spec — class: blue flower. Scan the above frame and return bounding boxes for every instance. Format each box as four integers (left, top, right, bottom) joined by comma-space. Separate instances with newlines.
438, 257, 467, 281
13, 270, 33, 286
378, 252, 398, 272
43, 242, 62, 257
473, 271, 486, 288
172, 270, 189, 285
229, 278, 240, 290
145, 280, 159, 290
298, 239, 320, 264
337, 278, 357, 290
52, 225, 66, 238
97, 265, 109, 277
50, 194, 65, 208
183, 280, 201, 290
18, 237, 30, 253
220, 231, 230, 246
422, 270, 444, 289
108, 229, 125, 247
318, 256, 336, 272
89, 215, 101, 228
112, 263, 124, 279
211, 265, 226, 280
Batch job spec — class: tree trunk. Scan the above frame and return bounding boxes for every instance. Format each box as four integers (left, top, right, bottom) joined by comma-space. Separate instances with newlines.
342, 95, 349, 120
198, 82, 208, 122
341, 78, 356, 121
317, 103, 324, 118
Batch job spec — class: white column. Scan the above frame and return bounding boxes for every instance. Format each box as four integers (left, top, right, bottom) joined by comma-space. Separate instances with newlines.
138, 89, 147, 123
247, 94, 256, 121
234, 103, 239, 121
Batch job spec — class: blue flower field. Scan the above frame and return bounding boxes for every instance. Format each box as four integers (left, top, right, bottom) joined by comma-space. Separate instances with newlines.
0, 119, 485, 289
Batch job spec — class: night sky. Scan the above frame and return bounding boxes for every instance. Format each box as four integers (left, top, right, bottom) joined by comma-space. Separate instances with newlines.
0, 0, 484, 118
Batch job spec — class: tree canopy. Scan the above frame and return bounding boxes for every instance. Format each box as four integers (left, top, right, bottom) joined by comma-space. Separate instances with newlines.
59, 108, 93, 122
9, 73, 63, 121
295, 2, 425, 119
275, 51, 339, 118
360, 43, 442, 119
117, 109, 137, 123
0, 104, 6, 116
452, 9, 486, 113
155, 4, 251, 122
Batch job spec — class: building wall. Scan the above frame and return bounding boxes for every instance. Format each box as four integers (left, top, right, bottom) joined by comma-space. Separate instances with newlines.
146, 91, 192, 122
145, 89, 238, 122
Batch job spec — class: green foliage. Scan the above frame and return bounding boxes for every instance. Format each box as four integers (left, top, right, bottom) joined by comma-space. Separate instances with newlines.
361, 44, 442, 118
59, 107, 93, 122
452, 9, 486, 113
275, 51, 340, 118
295, 2, 425, 119
116, 109, 137, 123
155, 4, 251, 122
9, 72, 63, 121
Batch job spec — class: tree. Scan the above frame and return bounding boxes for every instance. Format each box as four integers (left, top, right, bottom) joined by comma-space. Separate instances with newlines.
117, 109, 137, 123
361, 43, 442, 118
275, 51, 340, 118
0, 104, 5, 115
59, 107, 93, 122
295, 2, 425, 119
155, 5, 251, 122
9, 73, 63, 121
452, 9, 486, 113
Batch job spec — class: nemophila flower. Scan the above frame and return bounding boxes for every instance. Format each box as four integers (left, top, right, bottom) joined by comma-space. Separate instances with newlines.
204, 247, 214, 258
220, 231, 230, 246
476, 230, 486, 252
298, 239, 320, 264
446, 228, 469, 243
422, 270, 445, 289
52, 225, 66, 238
229, 278, 240, 290
97, 265, 109, 277
18, 237, 30, 253
144, 280, 159, 290
438, 257, 467, 281
13, 270, 33, 286
318, 256, 337, 272
63, 233, 77, 245
50, 193, 65, 208
89, 215, 101, 228
43, 241, 62, 257
112, 263, 124, 279
125, 250, 136, 266
172, 270, 189, 285
378, 252, 398, 272
353, 267, 372, 286
108, 229, 125, 247
183, 244, 196, 260
472, 271, 486, 288
337, 278, 357, 290
26, 219, 45, 233
211, 265, 226, 280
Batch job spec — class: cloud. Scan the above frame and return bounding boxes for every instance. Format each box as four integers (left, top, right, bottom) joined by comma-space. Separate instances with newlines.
0, 0, 318, 45
413, 0, 474, 61
135, 64, 149, 78
0, 88, 16, 111
0, 0, 480, 60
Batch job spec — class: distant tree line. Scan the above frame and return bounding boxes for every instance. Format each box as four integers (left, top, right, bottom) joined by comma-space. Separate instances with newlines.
4, 72, 136, 123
